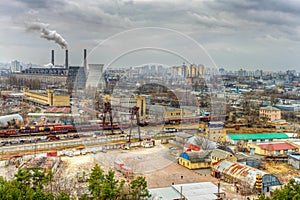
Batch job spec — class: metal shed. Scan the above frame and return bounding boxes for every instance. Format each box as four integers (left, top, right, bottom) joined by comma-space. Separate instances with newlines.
212, 160, 281, 194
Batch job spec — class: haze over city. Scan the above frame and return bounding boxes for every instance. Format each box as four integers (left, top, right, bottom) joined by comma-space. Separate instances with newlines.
1, 0, 300, 71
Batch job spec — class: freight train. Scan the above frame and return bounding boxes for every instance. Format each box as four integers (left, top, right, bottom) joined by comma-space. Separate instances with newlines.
0, 122, 120, 138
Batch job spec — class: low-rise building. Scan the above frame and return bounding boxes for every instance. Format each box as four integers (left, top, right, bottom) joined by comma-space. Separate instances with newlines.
212, 160, 281, 195
179, 150, 211, 169
288, 154, 300, 169
248, 142, 298, 156
226, 133, 289, 145
211, 149, 237, 164
259, 106, 281, 121
149, 182, 225, 200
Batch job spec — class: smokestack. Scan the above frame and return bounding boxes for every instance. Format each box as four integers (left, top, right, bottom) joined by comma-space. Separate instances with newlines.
84, 49, 87, 73
51, 50, 54, 65
65, 49, 68, 69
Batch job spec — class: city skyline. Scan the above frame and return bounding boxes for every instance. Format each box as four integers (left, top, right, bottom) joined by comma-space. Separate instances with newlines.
1, 0, 300, 71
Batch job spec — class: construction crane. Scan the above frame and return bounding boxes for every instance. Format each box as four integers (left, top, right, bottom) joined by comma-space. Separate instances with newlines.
128, 106, 141, 143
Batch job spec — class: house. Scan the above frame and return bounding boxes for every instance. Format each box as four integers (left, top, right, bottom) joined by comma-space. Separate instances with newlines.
247, 142, 298, 156
179, 150, 211, 169
226, 133, 289, 145
259, 106, 281, 121
211, 149, 237, 164
149, 182, 225, 200
288, 154, 300, 169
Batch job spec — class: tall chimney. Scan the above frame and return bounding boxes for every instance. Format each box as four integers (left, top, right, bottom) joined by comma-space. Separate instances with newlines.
84, 49, 87, 74
51, 50, 54, 66
65, 49, 68, 69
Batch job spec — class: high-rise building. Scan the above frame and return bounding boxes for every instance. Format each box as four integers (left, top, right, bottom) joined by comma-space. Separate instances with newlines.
11, 60, 22, 72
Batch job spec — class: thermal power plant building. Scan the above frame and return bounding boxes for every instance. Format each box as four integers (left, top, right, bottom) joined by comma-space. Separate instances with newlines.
11, 49, 93, 90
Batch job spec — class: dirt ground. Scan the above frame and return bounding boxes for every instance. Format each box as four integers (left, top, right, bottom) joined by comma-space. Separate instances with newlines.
263, 161, 300, 184
60, 143, 219, 187
60, 143, 248, 199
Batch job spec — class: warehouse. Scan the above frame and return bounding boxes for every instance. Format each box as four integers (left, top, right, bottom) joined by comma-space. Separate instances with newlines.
226, 133, 289, 145
212, 160, 281, 195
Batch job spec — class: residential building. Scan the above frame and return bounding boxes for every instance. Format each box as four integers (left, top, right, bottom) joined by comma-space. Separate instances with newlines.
259, 106, 281, 121
10, 60, 22, 72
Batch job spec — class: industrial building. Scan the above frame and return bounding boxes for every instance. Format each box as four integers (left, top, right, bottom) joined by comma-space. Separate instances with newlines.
23, 89, 70, 107
11, 49, 88, 89
226, 133, 289, 144
211, 160, 281, 195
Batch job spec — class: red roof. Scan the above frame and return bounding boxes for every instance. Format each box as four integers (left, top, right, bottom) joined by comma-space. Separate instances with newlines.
45, 107, 70, 113
258, 143, 297, 151
184, 143, 201, 151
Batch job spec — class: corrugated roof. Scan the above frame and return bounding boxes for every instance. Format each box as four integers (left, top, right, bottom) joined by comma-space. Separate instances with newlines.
227, 133, 288, 140
213, 160, 266, 187
258, 143, 297, 151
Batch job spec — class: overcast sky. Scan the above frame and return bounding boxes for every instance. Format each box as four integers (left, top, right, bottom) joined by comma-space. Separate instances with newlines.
1, 0, 300, 71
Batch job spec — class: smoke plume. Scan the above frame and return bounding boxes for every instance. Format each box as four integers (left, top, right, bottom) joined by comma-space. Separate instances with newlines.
25, 21, 68, 49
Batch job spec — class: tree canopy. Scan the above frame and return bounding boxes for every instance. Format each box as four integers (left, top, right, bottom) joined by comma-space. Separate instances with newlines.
259, 179, 300, 200
0, 164, 150, 200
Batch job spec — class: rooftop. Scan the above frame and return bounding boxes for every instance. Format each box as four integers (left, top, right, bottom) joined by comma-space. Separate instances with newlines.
289, 154, 300, 161
260, 106, 280, 111
227, 133, 288, 140
258, 143, 297, 151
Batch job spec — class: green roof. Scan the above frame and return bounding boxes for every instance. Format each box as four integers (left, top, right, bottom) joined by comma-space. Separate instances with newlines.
227, 133, 288, 140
